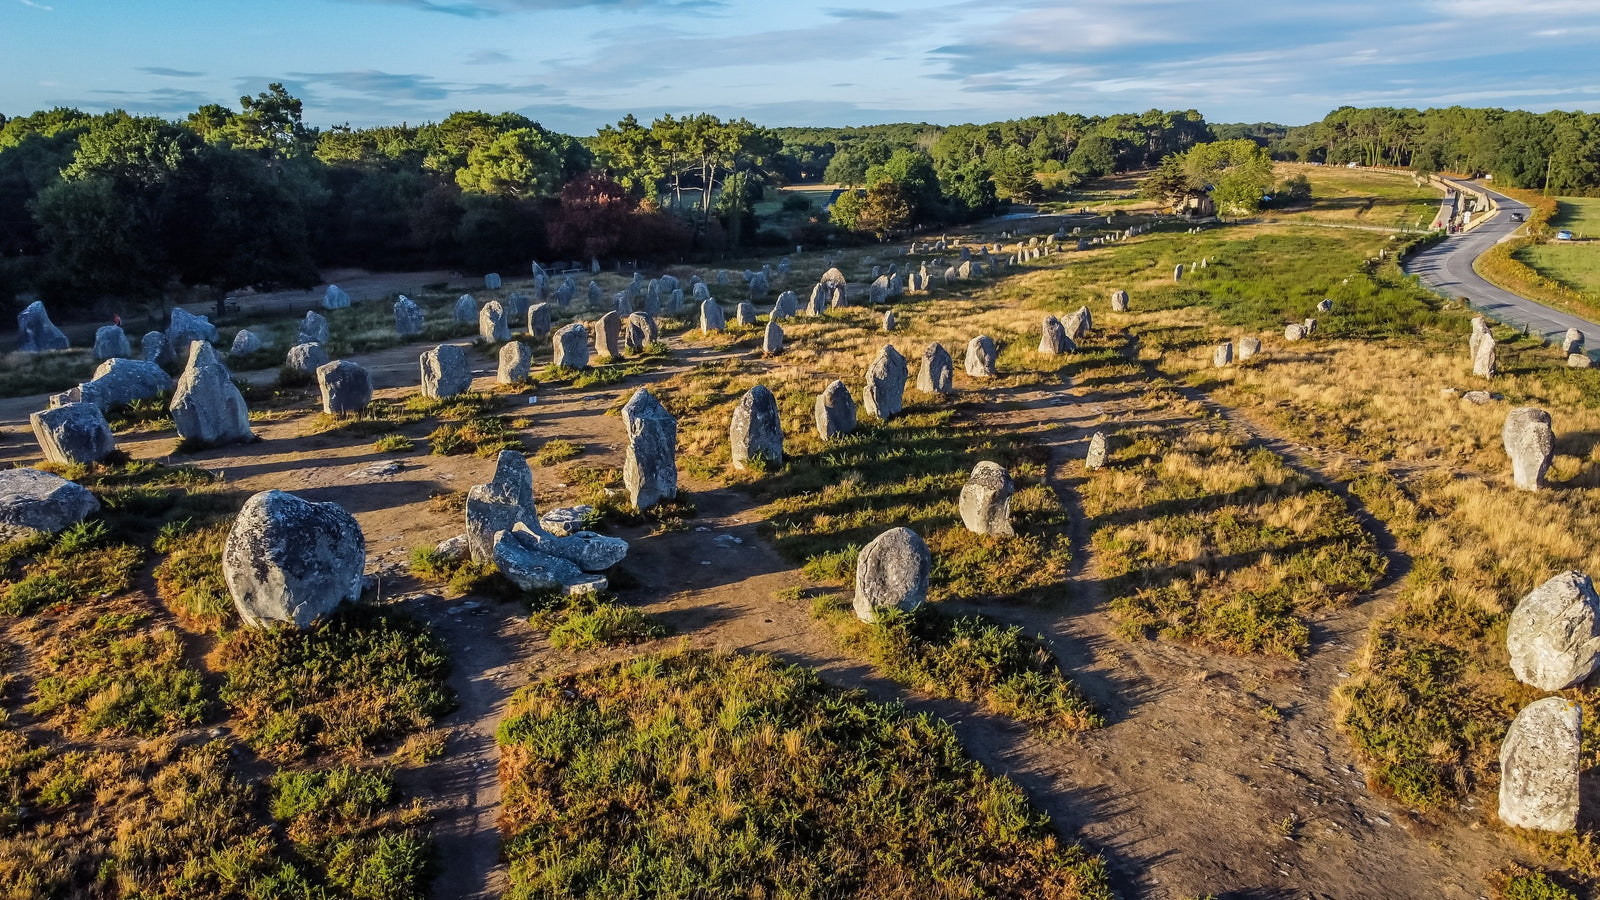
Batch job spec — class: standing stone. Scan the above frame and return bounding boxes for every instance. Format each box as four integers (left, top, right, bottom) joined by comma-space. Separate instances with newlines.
612, 292, 634, 317
142, 331, 165, 364
774, 291, 798, 320
17, 301, 68, 352
1086, 432, 1108, 469
1503, 407, 1554, 491
882, 311, 896, 332
1174, 265, 1184, 282
498, 341, 533, 385
965, 335, 998, 378
806, 283, 829, 316
30, 403, 115, 465
1039, 316, 1071, 355
1064, 307, 1092, 340
230, 329, 263, 355
595, 311, 624, 359
166, 308, 218, 354
420, 344, 472, 399
322, 285, 351, 311
93, 325, 130, 361
298, 311, 330, 345
1499, 697, 1581, 833
1508, 571, 1600, 691
1570, 354, 1593, 369
317, 360, 373, 415
959, 461, 1014, 537
1470, 316, 1491, 361
820, 267, 847, 286
736, 302, 758, 327
626, 313, 656, 352
556, 278, 575, 307
863, 345, 908, 420
1317, 298, 1333, 313
479, 300, 511, 343
1285, 323, 1307, 341
870, 276, 890, 305
485, 273, 502, 290
700, 299, 726, 334
1474, 334, 1498, 378
466, 449, 538, 563
668, 289, 684, 314
527, 303, 552, 338
285, 342, 329, 374
0, 468, 99, 541
78, 358, 173, 411
622, 389, 678, 510
505, 292, 529, 321
1239, 337, 1262, 361
815, 380, 856, 440
1562, 328, 1584, 355
554, 324, 589, 369
1303, 317, 1318, 335
170, 341, 253, 446
852, 527, 931, 622
749, 272, 770, 301
454, 295, 478, 324
730, 385, 782, 471
1214, 342, 1234, 367
224, 490, 365, 629
762, 319, 784, 355
1111, 290, 1129, 312
918, 343, 954, 394
587, 281, 603, 308
694, 281, 712, 303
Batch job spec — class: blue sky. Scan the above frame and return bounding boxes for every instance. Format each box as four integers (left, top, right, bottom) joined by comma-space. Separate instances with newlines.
4, 0, 1600, 133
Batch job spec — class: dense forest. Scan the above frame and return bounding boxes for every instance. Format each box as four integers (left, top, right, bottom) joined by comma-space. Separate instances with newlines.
5, 88, 1600, 318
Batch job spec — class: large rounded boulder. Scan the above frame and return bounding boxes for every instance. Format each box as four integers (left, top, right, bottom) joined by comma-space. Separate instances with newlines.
223, 490, 366, 628
853, 526, 931, 622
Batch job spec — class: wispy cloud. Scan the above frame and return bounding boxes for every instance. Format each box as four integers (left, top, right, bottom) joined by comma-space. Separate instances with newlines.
17, 0, 54, 10
465, 49, 512, 65
139, 66, 205, 78
344, 0, 721, 16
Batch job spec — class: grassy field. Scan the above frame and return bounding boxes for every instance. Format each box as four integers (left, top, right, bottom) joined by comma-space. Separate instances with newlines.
1262, 164, 1443, 231
1513, 196, 1600, 300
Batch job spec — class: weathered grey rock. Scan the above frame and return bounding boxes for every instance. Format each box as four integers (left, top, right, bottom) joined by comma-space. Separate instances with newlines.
1562, 328, 1584, 355
78, 358, 173, 411
420, 344, 472, 399
295, 311, 329, 346
1285, 323, 1307, 341
1474, 334, 1499, 378
918, 342, 954, 394
1064, 307, 1092, 340
595, 311, 624, 359
965, 335, 997, 378
805, 283, 829, 316
1569, 353, 1593, 369
815, 380, 856, 440
485, 272, 502, 290
1214, 342, 1233, 367
526, 303, 552, 338
1499, 697, 1581, 833
1303, 317, 1318, 335
1508, 571, 1600, 691
1238, 337, 1262, 361
322, 285, 351, 311
626, 312, 656, 352
317, 360, 373, 415
587, 281, 603, 308
536, 529, 629, 572
736, 302, 758, 327
852, 527, 931, 622
492, 525, 606, 596
1173, 265, 1184, 282
165, 308, 217, 357
882, 311, 896, 332
435, 534, 470, 563
186, 340, 231, 374
141, 331, 165, 364
466, 449, 538, 563
478, 300, 511, 343
863, 345, 907, 420
1086, 431, 1108, 469
1470, 316, 1490, 361
612, 291, 634, 317
762, 319, 784, 355
700, 299, 726, 334
749, 272, 770, 301
1111, 290, 1129, 312
694, 281, 712, 303
1503, 407, 1554, 491
959, 461, 1014, 537
555, 278, 576, 307
16, 301, 68, 352
285, 342, 329, 374
554, 324, 589, 369
1463, 390, 1493, 405
30, 403, 115, 465
870, 276, 890, 305
230, 329, 263, 355
622, 389, 678, 510
730, 385, 782, 471
668, 288, 684, 314
224, 490, 365, 628
394, 296, 425, 337
498, 341, 533, 384
820, 267, 847, 286
539, 506, 594, 537
773, 291, 798, 320
453, 294, 478, 323
94, 325, 130, 361
170, 341, 253, 446
0, 468, 99, 541
1039, 316, 1071, 355
1317, 298, 1333, 313
505, 292, 530, 321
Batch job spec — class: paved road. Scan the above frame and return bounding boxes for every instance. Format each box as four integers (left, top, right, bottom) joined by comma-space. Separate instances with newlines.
1405, 178, 1600, 343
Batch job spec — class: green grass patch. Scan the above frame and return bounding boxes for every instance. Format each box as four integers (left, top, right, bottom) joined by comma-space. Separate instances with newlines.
496, 649, 1112, 899
153, 518, 235, 629
531, 438, 582, 467
0, 520, 143, 616
529, 593, 669, 650
26, 611, 207, 737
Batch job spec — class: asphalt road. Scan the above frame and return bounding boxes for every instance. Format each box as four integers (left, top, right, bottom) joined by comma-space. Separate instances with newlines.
1405, 178, 1600, 343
